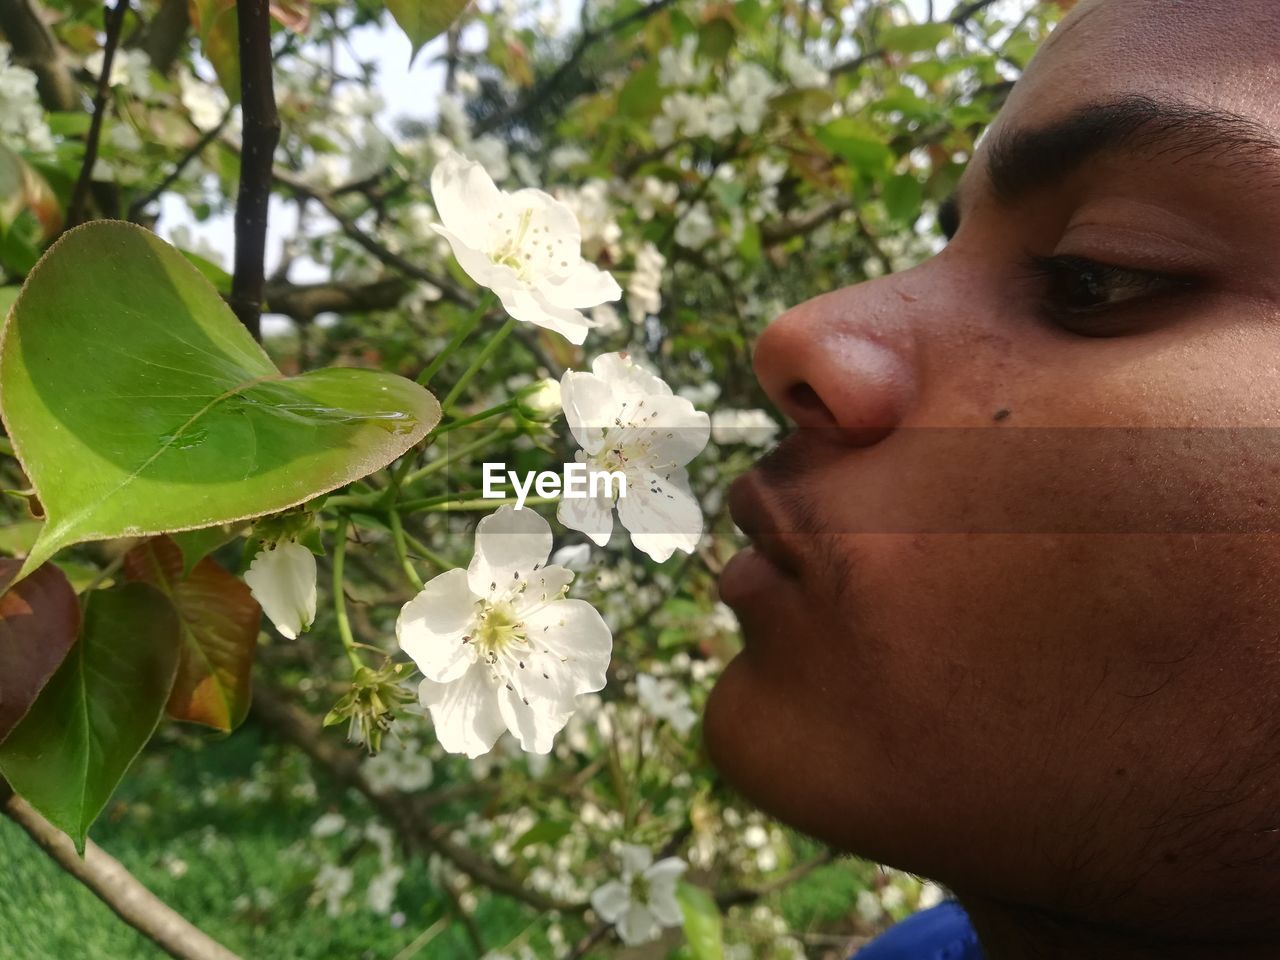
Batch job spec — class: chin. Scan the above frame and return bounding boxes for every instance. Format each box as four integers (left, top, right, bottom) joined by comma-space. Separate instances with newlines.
702, 654, 850, 849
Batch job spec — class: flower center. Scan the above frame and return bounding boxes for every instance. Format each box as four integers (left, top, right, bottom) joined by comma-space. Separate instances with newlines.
629, 873, 652, 905
490, 208, 535, 278
473, 601, 526, 658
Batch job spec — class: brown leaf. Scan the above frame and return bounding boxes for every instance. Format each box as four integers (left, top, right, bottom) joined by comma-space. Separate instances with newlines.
124, 536, 260, 732
0, 558, 80, 742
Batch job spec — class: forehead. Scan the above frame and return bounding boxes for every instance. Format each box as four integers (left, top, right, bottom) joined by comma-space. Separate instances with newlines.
992, 0, 1280, 141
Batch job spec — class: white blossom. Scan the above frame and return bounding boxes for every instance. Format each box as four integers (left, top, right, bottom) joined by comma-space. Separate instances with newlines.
310, 812, 347, 838
361, 739, 435, 794
244, 540, 316, 640
781, 45, 829, 88
515, 377, 562, 420
627, 243, 666, 322
636, 673, 697, 734
312, 864, 354, 918
726, 63, 780, 135
658, 36, 708, 87
397, 506, 613, 758
0, 43, 52, 153
674, 202, 716, 250
559, 353, 710, 562
550, 543, 591, 570
368, 865, 404, 915
178, 70, 227, 132
430, 150, 622, 344
710, 408, 780, 448
85, 48, 152, 96
590, 844, 686, 946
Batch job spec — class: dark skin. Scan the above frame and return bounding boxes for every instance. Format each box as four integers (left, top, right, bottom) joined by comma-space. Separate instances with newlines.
704, 1, 1280, 957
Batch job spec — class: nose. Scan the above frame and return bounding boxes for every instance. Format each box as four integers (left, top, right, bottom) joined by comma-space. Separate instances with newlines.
753, 276, 920, 446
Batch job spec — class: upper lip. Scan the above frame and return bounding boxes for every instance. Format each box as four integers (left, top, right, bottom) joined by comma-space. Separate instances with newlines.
727, 469, 802, 577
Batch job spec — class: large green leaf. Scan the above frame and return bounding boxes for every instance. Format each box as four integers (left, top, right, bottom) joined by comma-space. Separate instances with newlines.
0, 558, 80, 743
386, 0, 470, 61
0, 221, 441, 580
124, 536, 260, 732
0, 583, 180, 851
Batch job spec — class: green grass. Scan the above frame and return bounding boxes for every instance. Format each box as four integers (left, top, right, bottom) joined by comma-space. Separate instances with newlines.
0, 723, 531, 960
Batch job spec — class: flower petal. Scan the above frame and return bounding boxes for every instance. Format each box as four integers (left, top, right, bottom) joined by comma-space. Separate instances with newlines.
617, 903, 660, 946
430, 151, 505, 250
468, 505, 553, 598
616, 469, 703, 562
396, 568, 478, 683
496, 684, 569, 754
557, 484, 615, 546
590, 881, 631, 922
495, 283, 593, 344
244, 540, 316, 640
523, 599, 613, 694
540, 260, 622, 310
590, 351, 673, 400
560, 371, 617, 454
418, 669, 505, 758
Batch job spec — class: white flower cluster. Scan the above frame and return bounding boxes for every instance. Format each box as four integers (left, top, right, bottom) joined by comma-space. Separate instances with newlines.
0, 43, 52, 153
653, 62, 780, 147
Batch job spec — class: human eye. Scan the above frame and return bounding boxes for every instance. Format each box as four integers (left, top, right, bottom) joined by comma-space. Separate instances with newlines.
1026, 254, 1196, 336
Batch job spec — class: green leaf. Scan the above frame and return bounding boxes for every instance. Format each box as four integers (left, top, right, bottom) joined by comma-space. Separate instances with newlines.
512, 819, 572, 852
124, 536, 260, 732
168, 522, 246, 577
0, 221, 441, 580
0, 583, 180, 851
189, 0, 241, 103
883, 173, 924, 225
385, 0, 470, 62
676, 882, 724, 960
0, 558, 80, 743
879, 21, 952, 55
815, 118, 895, 174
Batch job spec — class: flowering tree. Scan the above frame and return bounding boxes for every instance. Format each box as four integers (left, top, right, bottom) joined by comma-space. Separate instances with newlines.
0, 0, 1063, 957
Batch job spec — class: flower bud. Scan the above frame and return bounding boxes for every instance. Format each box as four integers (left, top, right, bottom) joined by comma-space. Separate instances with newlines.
516, 377, 562, 420
244, 539, 316, 639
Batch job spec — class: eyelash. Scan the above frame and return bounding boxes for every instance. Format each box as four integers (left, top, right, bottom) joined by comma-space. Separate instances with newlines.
1024, 254, 1194, 333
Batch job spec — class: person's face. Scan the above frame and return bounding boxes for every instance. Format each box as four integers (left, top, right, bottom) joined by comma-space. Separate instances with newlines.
705, 0, 1280, 939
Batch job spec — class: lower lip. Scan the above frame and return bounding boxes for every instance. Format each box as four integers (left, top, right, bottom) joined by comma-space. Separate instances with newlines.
719, 546, 794, 608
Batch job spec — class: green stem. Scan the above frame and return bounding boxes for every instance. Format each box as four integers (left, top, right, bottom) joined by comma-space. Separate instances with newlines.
440, 316, 517, 415
401, 426, 514, 489
331, 517, 362, 672
423, 496, 559, 513
417, 294, 495, 386
430, 398, 517, 437
399, 529, 453, 572
388, 509, 423, 591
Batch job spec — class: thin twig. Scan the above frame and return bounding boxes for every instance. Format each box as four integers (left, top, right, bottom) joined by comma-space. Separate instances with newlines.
249, 684, 584, 914
129, 114, 231, 222
228, 0, 282, 340
66, 0, 130, 229
1, 784, 242, 960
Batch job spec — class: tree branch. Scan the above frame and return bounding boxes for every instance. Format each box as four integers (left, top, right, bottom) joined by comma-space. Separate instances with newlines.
830, 0, 1003, 77
1, 784, 242, 960
66, 0, 130, 229
250, 683, 584, 914
474, 0, 677, 136
0, 0, 79, 111
263, 276, 410, 320
228, 0, 281, 340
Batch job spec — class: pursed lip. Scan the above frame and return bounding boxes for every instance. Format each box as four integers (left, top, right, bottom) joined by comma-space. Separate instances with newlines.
726, 469, 803, 578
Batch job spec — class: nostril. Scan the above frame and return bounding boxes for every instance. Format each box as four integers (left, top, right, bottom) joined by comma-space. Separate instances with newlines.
786, 383, 837, 425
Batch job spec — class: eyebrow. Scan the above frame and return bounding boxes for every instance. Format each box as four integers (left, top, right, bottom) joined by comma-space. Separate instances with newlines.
940, 94, 1280, 233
